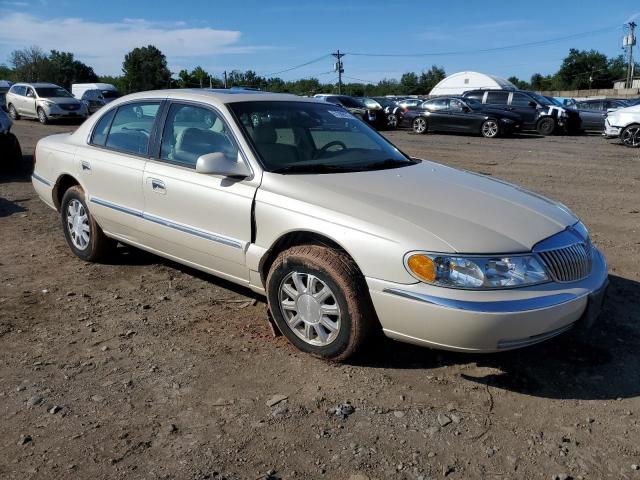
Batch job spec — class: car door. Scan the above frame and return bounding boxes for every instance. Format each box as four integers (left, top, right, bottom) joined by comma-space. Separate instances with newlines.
576, 101, 603, 130
13, 86, 28, 115
75, 100, 163, 243
446, 98, 477, 132
421, 98, 449, 130
508, 92, 538, 128
24, 87, 38, 117
141, 101, 258, 283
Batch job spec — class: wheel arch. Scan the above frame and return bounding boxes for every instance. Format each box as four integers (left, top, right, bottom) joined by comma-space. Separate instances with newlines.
52, 173, 82, 211
258, 230, 364, 286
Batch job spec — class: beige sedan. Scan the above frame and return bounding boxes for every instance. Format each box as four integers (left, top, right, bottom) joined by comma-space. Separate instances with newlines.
32, 90, 608, 361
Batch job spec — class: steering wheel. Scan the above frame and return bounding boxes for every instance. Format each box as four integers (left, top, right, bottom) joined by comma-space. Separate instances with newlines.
314, 140, 347, 158
122, 126, 150, 138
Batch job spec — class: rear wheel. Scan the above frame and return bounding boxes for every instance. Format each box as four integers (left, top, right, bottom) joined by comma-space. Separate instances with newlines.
60, 186, 115, 262
266, 245, 375, 361
536, 117, 555, 135
412, 117, 427, 134
37, 107, 48, 125
387, 113, 398, 129
621, 124, 640, 148
481, 119, 500, 138
8, 104, 19, 120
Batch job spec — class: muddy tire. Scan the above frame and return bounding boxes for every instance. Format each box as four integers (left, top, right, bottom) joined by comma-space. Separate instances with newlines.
8, 104, 20, 120
536, 117, 555, 136
266, 245, 376, 361
60, 185, 115, 262
37, 108, 48, 125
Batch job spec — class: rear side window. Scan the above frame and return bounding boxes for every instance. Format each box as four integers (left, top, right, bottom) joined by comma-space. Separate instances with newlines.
423, 98, 449, 111
104, 102, 161, 156
10, 85, 26, 96
511, 93, 533, 107
90, 108, 116, 146
485, 91, 509, 105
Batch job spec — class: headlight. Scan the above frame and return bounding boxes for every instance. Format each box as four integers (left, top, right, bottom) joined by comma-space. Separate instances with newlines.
405, 252, 549, 289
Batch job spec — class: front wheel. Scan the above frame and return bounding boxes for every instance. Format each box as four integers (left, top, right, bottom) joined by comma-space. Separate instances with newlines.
481, 119, 500, 138
37, 107, 48, 125
266, 245, 375, 361
536, 117, 555, 136
387, 113, 398, 129
621, 124, 640, 148
60, 186, 115, 262
412, 117, 427, 134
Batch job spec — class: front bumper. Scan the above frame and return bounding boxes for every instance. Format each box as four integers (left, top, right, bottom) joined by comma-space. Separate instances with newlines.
43, 104, 87, 119
603, 118, 622, 138
367, 247, 608, 352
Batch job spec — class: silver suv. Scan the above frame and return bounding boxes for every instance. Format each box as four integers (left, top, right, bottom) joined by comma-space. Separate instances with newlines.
6, 82, 88, 124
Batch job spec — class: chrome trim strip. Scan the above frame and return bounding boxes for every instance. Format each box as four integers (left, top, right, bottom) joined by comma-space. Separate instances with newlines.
382, 288, 579, 314
32, 173, 52, 187
90, 197, 143, 218
89, 196, 243, 249
142, 213, 243, 249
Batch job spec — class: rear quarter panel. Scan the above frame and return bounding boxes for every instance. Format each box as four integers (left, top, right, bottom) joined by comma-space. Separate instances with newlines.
33, 133, 81, 209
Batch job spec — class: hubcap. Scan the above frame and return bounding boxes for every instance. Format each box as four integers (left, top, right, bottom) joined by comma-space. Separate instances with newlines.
483, 120, 498, 137
622, 126, 640, 147
66, 199, 90, 250
389, 114, 398, 127
278, 272, 341, 347
414, 118, 426, 133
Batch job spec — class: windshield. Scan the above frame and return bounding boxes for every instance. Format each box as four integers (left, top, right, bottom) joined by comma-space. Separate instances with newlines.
361, 98, 382, 109
102, 90, 121, 99
527, 92, 552, 106
229, 101, 416, 174
334, 96, 364, 109
545, 96, 563, 106
35, 87, 73, 98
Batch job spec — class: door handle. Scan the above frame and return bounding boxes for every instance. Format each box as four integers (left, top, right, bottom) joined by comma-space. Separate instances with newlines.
150, 178, 166, 193
81, 160, 91, 171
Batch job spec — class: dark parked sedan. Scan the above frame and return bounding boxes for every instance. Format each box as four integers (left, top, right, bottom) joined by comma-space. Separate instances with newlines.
317, 95, 389, 130
401, 97, 522, 138
570, 98, 629, 131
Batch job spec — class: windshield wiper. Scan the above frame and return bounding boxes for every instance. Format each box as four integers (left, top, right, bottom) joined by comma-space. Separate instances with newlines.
356, 158, 416, 170
270, 164, 357, 174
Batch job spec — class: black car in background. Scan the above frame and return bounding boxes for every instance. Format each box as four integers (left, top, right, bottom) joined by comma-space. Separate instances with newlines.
369, 97, 403, 128
570, 98, 629, 131
462, 89, 581, 135
316, 95, 389, 130
401, 96, 522, 138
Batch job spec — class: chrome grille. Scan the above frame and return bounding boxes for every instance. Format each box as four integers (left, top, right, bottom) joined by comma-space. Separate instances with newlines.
59, 103, 79, 111
537, 243, 592, 282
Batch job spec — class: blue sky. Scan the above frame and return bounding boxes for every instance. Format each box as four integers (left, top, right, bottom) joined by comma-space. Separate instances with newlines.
0, 0, 639, 83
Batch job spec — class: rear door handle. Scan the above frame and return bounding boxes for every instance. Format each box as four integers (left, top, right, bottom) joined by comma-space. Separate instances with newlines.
81, 160, 91, 171
150, 178, 166, 193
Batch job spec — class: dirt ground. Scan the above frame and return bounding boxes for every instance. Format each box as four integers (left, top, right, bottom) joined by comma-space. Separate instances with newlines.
1, 120, 639, 480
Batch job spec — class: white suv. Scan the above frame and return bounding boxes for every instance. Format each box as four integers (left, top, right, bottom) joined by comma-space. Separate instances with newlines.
6, 82, 88, 124
604, 103, 640, 147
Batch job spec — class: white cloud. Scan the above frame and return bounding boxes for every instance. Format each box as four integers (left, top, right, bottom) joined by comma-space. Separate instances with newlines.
0, 12, 265, 75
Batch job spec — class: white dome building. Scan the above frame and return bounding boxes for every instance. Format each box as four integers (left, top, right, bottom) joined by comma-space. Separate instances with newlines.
429, 71, 516, 96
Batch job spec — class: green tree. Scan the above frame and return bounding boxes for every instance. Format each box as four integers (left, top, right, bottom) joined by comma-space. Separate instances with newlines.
507, 76, 530, 90
557, 48, 609, 89
418, 65, 446, 93
122, 45, 171, 92
399, 72, 419, 95
47, 50, 97, 89
0, 64, 14, 81
10, 46, 50, 82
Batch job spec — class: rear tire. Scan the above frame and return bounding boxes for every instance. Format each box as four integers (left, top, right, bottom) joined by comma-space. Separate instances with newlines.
8, 104, 19, 120
536, 117, 555, 135
266, 245, 376, 361
37, 108, 48, 125
621, 124, 640, 148
412, 117, 427, 134
60, 186, 116, 262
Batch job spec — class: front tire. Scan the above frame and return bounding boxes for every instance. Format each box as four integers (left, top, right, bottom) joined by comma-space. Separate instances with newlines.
387, 113, 398, 129
60, 186, 115, 262
481, 119, 500, 138
536, 117, 555, 135
621, 124, 640, 148
412, 116, 427, 134
37, 107, 48, 125
8, 104, 19, 120
266, 245, 375, 361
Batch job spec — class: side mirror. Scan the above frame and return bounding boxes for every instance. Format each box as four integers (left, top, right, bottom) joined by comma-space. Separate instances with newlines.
196, 151, 250, 178
528, 101, 537, 108
462, 106, 471, 112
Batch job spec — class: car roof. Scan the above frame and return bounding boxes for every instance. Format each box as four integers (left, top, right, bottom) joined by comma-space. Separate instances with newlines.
14, 82, 62, 88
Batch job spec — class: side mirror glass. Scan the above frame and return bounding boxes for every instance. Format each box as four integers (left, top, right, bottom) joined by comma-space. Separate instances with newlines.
195, 151, 250, 178
528, 101, 537, 108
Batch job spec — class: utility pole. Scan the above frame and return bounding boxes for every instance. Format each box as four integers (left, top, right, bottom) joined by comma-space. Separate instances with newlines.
209, 75, 212, 89
223, 70, 228, 89
624, 21, 637, 88
332, 50, 344, 94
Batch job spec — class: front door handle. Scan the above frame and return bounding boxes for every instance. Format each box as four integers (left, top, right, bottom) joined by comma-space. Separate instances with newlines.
150, 178, 166, 193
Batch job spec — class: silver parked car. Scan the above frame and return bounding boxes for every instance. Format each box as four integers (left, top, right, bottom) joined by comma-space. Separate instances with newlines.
31, 90, 608, 361
6, 82, 88, 124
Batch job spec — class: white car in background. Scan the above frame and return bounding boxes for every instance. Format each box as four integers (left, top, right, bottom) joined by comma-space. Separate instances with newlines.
6, 82, 88, 124
31, 89, 608, 361
604, 103, 640, 147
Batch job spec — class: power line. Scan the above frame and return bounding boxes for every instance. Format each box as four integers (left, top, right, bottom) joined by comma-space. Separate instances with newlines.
263, 54, 331, 77
344, 25, 621, 58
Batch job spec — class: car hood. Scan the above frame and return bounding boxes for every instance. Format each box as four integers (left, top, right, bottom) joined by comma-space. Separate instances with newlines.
41, 97, 81, 104
260, 160, 577, 254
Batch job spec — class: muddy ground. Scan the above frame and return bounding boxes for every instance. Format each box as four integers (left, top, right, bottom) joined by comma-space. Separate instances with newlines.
1, 120, 639, 480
